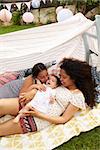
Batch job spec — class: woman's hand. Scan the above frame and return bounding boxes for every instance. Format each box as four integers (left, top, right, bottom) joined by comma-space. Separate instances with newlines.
28, 84, 46, 92
35, 84, 46, 91
23, 107, 41, 117
19, 90, 37, 104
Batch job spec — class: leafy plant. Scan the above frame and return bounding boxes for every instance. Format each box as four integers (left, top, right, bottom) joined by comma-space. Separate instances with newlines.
12, 10, 21, 25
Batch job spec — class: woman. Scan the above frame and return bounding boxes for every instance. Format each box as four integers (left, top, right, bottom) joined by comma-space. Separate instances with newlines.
0, 58, 96, 136
0, 63, 49, 104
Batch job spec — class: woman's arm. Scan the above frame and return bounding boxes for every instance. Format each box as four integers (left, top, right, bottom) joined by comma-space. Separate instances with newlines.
19, 75, 46, 95
19, 75, 33, 94
28, 84, 46, 92
25, 103, 79, 124
19, 75, 46, 103
19, 89, 37, 104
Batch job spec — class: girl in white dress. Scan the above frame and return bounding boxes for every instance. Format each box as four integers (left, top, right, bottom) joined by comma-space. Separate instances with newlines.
13, 75, 61, 123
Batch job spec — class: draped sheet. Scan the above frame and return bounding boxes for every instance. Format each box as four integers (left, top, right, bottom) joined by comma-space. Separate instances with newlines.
0, 13, 98, 73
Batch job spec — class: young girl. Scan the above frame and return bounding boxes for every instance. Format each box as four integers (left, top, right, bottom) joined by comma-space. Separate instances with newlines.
14, 75, 61, 123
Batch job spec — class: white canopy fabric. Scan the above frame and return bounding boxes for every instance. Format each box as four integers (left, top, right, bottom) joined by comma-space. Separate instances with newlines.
0, 13, 99, 73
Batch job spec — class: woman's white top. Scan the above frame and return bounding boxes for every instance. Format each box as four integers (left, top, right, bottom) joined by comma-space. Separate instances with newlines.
34, 86, 86, 131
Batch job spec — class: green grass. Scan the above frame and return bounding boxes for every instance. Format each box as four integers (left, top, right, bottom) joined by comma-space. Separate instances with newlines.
0, 24, 36, 35
0, 24, 100, 150
55, 127, 100, 150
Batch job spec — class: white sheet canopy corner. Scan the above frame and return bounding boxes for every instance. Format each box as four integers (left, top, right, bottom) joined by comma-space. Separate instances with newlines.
0, 13, 100, 73
95, 15, 100, 71
82, 14, 100, 71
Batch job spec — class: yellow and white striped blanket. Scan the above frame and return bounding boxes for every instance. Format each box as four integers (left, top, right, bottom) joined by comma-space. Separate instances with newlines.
0, 103, 100, 150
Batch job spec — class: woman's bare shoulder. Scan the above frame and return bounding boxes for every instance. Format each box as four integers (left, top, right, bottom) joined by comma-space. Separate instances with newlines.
24, 75, 35, 84
26, 75, 32, 79
25, 75, 33, 81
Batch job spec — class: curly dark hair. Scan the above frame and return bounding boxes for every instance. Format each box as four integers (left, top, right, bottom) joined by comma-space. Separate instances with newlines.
59, 58, 96, 107
32, 63, 47, 79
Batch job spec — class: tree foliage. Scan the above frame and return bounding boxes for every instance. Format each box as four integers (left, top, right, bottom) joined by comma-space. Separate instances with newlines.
57, 0, 100, 20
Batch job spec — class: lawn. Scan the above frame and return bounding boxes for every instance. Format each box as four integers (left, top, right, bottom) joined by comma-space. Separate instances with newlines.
55, 127, 100, 150
0, 24, 35, 35
0, 24, 100, 150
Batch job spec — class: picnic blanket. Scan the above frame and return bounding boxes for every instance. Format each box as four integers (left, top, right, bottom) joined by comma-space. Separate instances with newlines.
0, 103, 100, 150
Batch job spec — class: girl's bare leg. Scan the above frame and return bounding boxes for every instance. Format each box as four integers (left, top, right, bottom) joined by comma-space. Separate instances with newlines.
0, 118, 23, 136
13, 106, 29, 123
0, 98, 19, 116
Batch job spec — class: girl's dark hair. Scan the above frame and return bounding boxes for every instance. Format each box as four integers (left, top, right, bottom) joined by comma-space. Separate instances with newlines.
32, 63, 47, 78
53, 75, 62, 87
60, 58, 96, 107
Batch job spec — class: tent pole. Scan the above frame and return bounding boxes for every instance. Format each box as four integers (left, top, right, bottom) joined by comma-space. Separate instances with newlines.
95, 15, 100, 71
82, 33, 90, 63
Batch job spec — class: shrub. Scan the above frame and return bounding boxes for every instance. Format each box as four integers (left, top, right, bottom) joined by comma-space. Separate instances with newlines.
12, 10, 21, 25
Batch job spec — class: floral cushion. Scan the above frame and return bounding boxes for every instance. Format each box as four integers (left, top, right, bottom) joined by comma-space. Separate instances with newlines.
91, 67, 100, 103
0, 72, 19, 87
48, 64, 60, 76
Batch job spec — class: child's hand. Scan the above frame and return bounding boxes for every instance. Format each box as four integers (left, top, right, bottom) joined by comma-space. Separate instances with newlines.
49, 96, 56, 104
